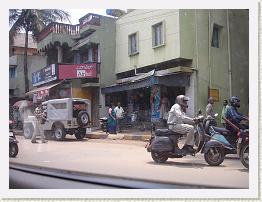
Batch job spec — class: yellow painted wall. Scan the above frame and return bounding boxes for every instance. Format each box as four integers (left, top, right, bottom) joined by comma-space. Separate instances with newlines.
72, 88, 92, 100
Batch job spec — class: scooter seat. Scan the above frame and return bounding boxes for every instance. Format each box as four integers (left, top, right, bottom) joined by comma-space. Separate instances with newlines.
155, 129, 182, 136
212, 126, 230, 135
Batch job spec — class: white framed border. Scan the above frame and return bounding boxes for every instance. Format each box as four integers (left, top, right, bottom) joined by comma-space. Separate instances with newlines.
1, 0, 259, 199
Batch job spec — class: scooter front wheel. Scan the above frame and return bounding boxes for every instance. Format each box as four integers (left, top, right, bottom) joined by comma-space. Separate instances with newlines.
204, 146, 225, 166
9, 143, 18, 158
151, 151, 168, 163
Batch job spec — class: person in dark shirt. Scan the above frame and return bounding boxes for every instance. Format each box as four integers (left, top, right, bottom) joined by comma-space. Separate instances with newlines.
226, 96, 248, 131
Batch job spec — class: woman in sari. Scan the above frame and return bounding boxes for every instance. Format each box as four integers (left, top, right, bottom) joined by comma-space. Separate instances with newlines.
107, 103, 117, 134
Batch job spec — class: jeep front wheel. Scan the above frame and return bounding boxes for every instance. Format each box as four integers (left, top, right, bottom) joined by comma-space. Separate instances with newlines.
77, 111, 89, 127
52, 124, 66, 141
75, 128, 86, 140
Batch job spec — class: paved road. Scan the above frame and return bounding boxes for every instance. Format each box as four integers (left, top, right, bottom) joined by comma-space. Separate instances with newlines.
10, 135, 249, 188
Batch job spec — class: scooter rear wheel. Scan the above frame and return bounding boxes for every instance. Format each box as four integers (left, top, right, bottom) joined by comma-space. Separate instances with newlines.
240, 142, 249, 169
151, 151, 168, 163
204, 146, 225, 166
9, 143, 18, 158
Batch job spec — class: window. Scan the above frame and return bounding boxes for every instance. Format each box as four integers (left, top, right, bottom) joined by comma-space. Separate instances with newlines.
9, 66, 16, 78
87, 48, 93, 62
51, 103, 67, 109
152, 21, 165, 47
81, 48, 93, 63
211, 24, 222, 48
128, 32, 138, 55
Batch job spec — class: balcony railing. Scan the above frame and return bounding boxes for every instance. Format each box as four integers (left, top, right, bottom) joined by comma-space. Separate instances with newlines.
37, 22, 80, 43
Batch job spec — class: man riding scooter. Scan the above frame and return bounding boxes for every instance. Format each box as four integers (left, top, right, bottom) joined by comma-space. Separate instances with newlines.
167, 95, 197, 154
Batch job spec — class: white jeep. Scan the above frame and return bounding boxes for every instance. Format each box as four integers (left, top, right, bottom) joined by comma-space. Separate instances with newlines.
23, 98, 91, 141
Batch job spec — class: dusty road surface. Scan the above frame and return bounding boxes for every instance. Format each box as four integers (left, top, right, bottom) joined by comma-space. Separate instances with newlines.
10, 135, 249, 189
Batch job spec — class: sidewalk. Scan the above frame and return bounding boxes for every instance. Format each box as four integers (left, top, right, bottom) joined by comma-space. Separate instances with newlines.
13, 128, 151, 142
86, 128, 151, 142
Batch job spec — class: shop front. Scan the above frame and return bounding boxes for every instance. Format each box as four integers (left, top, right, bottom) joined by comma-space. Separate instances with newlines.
101, 72, 190, 123
28, 62, 100, 126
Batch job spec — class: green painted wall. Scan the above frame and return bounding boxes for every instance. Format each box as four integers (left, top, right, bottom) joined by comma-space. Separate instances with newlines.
115, 9, 180, 74
179, 9, 249, 120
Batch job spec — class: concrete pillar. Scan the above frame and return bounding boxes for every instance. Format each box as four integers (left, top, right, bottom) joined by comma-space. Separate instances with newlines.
57, 45, 62, 63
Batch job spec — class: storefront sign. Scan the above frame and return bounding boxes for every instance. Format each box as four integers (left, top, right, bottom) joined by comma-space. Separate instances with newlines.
151, 85, 161, 122
209, 88, 219, 102
58, 63, 97, 79
32, 64, 58, 87
79, 14, 100, 28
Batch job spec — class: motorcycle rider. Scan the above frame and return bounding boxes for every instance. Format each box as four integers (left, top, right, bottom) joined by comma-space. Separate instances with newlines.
226, 96, 248, 131
167, 95, 196, 154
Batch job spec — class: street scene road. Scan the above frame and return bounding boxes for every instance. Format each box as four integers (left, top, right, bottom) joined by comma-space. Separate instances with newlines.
9, 135, 249, 189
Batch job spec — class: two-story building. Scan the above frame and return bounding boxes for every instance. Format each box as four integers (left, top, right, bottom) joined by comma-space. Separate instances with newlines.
101, 9, 249, 123
28, 13, 116, 126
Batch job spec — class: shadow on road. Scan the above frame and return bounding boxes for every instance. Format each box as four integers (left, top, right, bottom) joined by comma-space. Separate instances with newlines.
147, 161, 226, 169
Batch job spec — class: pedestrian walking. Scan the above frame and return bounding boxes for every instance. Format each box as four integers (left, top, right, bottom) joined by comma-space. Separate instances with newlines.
107, 103, 117, 134
114, 102, 124, 132
31, 103, 48, 143
221, 99, 230, 127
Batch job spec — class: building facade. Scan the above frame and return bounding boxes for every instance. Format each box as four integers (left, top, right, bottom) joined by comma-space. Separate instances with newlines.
9, 33, 47, 104
102, 9, 249, 123
31, 13, 116, 126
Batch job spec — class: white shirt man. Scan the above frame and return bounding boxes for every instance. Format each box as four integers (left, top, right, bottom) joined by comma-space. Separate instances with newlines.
167, 95, 196, 154
114, 103, 125, 132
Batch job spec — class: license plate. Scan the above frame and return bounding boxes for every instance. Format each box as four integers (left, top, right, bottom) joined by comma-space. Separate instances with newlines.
238, 138, 242, 143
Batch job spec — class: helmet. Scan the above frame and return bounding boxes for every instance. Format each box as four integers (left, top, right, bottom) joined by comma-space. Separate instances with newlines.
208, 97, 214, 104
176, 95, 189, 108
230, 96, 240, 108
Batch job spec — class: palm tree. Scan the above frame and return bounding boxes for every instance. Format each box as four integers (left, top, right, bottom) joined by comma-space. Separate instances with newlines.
9, 9, 71, 95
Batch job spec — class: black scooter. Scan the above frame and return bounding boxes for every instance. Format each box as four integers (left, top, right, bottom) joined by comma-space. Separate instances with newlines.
9, 120, 19, 158
146, 112, 234, 166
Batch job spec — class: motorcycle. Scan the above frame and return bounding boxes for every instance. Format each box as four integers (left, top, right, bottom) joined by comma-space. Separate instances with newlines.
99, 117, 108, 132
9, 120, 19, 158
222, 117, 249, 168
146, 111, 235, 166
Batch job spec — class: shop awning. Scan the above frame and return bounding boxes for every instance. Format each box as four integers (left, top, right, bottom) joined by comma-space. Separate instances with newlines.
25, 81, 63, 96
101, 73, 191, 94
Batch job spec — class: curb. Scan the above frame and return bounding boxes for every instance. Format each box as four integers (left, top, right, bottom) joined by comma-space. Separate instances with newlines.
13, 129, 151, 142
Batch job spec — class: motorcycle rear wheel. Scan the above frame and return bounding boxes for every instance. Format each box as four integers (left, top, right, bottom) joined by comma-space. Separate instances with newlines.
204, 146, 225, 166
9, 143, 18, 158
151, 151, 168, 163
240, 142, 249, 169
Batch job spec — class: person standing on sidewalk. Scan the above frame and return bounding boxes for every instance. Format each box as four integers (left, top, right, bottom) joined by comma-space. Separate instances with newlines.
31, 103, 48, 143
221, 99, 230, 127
107, 103, 117, 134
114, 102, 125, 133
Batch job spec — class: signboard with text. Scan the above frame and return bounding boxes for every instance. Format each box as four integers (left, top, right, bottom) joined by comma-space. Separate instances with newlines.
32, 64, 58, 87
209, 88, 220, 102
58, 63, 97, 79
